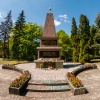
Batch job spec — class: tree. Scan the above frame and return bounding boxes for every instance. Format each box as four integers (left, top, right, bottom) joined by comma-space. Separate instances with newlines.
18, 23, 42, 60
71, 17, 79, 62
93, 12, 100, 57
79, 14, 92, 63
93, 29, 100, 57
12, 10, 26, 60
95, 12, 100, 28
0, 10, 13, 59
56, 30, 72, 60
90, 25, 97, 57
0, 40, 3, 57
10, 22, 42, 60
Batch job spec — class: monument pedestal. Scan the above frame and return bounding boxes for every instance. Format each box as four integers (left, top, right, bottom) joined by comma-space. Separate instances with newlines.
34, 59, 64, 68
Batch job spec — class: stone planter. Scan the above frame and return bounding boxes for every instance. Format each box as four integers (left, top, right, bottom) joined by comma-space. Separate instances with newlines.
2, 64, 31, 95
72, 64, 97, 76
9, 78, 29, 95
2, 64, 24, 74
14, 67, 23, 73
2, 64, 16, 70
67, 77, 86, 95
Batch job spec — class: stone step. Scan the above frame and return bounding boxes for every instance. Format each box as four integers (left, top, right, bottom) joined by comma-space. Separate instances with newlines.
28, 80, 69, 85
26, 84, 71, 92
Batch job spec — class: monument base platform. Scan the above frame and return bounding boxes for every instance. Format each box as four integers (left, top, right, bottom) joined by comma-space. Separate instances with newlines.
34, 58, 64, 68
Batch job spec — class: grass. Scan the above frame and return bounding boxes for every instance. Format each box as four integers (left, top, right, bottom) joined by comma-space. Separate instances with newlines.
0, 58, 28, 65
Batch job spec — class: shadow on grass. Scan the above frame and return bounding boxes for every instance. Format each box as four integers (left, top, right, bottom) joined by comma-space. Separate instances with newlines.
63, 64, 83, 69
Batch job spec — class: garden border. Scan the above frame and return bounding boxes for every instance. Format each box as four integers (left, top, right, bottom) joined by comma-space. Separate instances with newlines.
67, 63, 97, 95
72, 63, 97, 76
2, 64, 31, 95
67, 77, 86, 95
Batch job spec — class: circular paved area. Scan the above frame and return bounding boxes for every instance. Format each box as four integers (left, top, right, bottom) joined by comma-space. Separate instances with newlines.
0, 63, 100, 100
16, 63, 82, 80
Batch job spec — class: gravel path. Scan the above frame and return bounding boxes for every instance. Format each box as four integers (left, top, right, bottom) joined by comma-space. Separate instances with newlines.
16, 63, 81, 80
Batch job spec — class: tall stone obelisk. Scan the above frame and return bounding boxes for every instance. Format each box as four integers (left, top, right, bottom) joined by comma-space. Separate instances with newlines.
35, 9, 64, 68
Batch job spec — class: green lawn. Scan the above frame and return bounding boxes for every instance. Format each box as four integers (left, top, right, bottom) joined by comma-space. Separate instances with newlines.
0, 58, 28, 65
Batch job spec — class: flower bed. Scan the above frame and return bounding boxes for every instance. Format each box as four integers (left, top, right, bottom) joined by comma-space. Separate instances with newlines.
67, 72, 86, 95
67, 72, 83, 88
9, 70, 31, 95
66, 63, 97, 95
2, 64, 31, 95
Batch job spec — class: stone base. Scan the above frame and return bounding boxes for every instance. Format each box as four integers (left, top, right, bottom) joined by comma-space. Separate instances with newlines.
34, 59, 64, 68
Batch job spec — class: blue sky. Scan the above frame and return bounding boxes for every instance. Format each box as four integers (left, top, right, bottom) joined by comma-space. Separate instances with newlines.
0, 0, 100, 35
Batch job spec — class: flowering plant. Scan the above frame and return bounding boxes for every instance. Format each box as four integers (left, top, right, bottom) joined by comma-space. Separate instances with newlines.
67, 72, 83, 88
49, 66, 53, 69
10, 70, 30, 88
40, 63, 43, 69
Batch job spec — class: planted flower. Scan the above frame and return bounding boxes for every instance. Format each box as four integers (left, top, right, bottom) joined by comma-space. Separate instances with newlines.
40, 63, 43, 69
10, 70, 30, 88
67, 72, 83, 88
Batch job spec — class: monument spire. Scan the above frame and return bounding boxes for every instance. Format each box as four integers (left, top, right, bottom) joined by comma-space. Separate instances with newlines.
42, 10, 56, 38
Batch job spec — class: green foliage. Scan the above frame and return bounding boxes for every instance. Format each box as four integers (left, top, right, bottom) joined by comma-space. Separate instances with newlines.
56, 30, 72, 60
92, 12, 100, 57
71, 17, 77, 38
10, 22, 42, 60
95, 12, 100, 28
71, 17, 80, 62
79, 14, 92, 63
93, 30, 100, 56
11, 10, 26, 60
18, 23, 42, 60
0, 10, 13, 59
0, 40, 3, 57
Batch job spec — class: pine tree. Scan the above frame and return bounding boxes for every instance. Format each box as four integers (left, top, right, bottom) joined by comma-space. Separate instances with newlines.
71, 17, 79, 62
0, 10, 13, 59
95, 12, 100, 28
94, 12, 100, 57
90, 25, 96, 57
79, 14, 92, 63
12, 10, 26, 60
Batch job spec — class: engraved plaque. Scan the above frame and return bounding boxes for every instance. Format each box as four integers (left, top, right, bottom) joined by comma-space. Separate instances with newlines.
42, 40, 57, 45
40, 51, 59, 58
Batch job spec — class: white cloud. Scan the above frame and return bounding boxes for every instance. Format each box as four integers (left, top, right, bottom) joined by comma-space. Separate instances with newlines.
57, 14, 70, 23
0, 13, 2, 18
54, 20, 61, 26
58, 14, 68, 19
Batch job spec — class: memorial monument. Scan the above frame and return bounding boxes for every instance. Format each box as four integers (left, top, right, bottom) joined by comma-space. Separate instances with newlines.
34, 8, 64, 68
